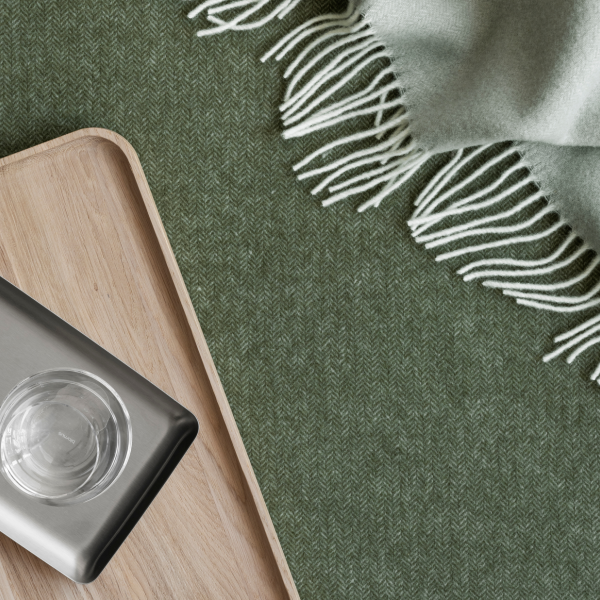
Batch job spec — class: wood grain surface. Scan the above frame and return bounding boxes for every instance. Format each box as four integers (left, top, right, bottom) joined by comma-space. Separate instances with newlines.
0, 129, 298, 600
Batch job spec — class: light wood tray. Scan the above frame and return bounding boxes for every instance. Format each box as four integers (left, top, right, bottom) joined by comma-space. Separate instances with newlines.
0, 128, 298, 600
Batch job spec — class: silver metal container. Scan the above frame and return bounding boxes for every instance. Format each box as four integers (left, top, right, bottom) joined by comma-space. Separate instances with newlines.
0, 276, 198, 583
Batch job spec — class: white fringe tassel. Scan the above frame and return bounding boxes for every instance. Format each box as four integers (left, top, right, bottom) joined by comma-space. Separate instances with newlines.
407, 145, 600, 384
260, 2, 432, 212
189, 1, 600, 384
187, 0, 302, 36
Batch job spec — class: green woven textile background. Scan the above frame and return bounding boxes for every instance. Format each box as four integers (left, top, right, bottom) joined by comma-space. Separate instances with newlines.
2, 1, 600, 598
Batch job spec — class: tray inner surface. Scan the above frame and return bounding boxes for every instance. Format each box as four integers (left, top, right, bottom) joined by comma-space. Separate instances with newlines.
0, 129, 296, 600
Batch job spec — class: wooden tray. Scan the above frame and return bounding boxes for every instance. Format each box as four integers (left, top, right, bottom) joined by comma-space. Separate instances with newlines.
0, 128, 299, 600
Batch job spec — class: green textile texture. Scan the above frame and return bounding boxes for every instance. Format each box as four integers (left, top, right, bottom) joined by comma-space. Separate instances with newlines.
2, 1, 600, 598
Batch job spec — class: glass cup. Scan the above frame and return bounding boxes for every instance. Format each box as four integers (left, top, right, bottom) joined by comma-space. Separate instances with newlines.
0, 369, 131, 505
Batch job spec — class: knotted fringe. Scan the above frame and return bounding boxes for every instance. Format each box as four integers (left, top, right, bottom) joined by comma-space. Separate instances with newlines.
188, 0, 600, 383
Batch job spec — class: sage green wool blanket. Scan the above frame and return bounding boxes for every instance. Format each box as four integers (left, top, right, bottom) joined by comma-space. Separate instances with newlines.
191, 0, 600, 383
3, 0, 600, 598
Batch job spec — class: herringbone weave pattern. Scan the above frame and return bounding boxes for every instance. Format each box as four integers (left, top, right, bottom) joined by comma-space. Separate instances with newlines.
1, 1, 600, 598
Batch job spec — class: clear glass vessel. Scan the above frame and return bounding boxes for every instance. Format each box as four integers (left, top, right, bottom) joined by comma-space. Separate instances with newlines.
0, 369, 131, 505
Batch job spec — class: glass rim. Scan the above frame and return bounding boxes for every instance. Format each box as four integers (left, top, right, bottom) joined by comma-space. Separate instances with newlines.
0, 368, 132, 505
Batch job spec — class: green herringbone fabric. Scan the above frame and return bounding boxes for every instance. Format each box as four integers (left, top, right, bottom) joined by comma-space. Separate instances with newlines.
2, 1, 600, 598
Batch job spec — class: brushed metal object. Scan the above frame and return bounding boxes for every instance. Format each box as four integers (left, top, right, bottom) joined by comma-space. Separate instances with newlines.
0, 275, 199, 583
